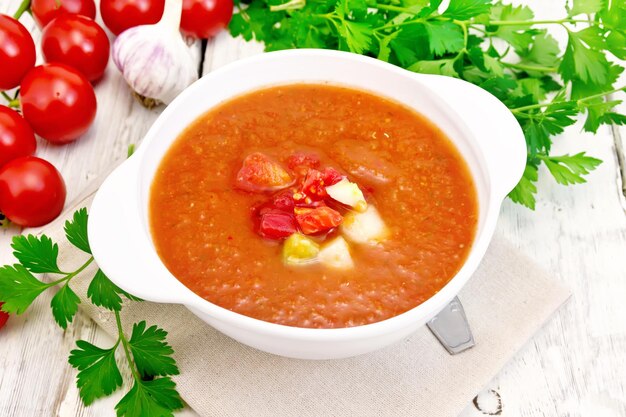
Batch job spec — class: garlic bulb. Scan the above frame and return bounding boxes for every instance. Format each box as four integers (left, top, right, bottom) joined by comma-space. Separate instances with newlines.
112, 0, 198, 106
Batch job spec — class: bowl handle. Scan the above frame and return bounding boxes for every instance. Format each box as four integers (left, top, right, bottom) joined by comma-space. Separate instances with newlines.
414, 74, 527, 199
88, 157, 195, 304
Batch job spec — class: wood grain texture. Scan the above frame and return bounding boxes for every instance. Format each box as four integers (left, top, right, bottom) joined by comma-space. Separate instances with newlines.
1, 0, 626, 416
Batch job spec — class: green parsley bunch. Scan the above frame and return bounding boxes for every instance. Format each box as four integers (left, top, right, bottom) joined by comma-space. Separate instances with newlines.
0, 209, 183, 417
230, 0, 626, 209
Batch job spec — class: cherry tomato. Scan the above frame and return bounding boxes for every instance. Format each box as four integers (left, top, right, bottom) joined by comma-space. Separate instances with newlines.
20, 64, 97, 143
31, 0, 96, 28
0, 156, 66, 227
181, 0, 233, 39
42, 15, 110, 82
0, 106, 36, 168
0, 302, 8, 330
0, 15, 36, 90
100, 0, 165, 35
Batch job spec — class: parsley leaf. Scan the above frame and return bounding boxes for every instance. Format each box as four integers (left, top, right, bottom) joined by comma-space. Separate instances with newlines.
0, 265, 50, 314
331, 3, 373, 56
568, 0, 606, 17
560, 30, 610, 85
128, 321, 180, 378
64, 208, 92, 254
88, 269, 141, 312
606, 29, 626, 60
115, 378, 183, 417
69, 340, 123, 405
508, 163, 539, 209
423, 21, 465, 55
540, 153, 602, 185
523, 32, 560, 67
409, 59, 459, 77
519, 102, 578, 154
11, 235, 63, 274
442, 0, 492, 20
580, 98, 622, 132
489, 4, 535, 52
51, 284, 81, 329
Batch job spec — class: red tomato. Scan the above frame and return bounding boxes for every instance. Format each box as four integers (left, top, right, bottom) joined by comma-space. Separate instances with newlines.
295, 206, 343, 235
322, 167, 344, 186
271, 191, 295, 212
302, 169, 327, 200
0, 106, 36, 168
181, 0, 233, 39
235, 153, 293, 192
258, 210, 297, 240
20, 64, 97, 143
42, 15, 110, 82
0, 15, 36, 90
0, 156, 66, 227
0, 302, 8, 330
31, 0, 96, 28
100, 0, 165, 35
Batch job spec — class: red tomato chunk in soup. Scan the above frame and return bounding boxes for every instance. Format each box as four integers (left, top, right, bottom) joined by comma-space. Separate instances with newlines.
149, 84, 478, 329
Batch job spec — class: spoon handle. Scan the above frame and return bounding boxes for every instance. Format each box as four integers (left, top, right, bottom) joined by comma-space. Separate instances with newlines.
427, 296, 475, 355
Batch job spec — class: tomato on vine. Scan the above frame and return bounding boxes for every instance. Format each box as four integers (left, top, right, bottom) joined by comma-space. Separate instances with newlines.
31, 0, 97, 28
20, 63, 97, 143
0, 106, 36, 168
0, 156, 66, 227
42, 15, 110, 82
0, 14, 36, 90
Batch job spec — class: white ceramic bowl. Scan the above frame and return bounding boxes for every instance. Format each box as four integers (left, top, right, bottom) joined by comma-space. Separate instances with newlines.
88, 49, 526, 360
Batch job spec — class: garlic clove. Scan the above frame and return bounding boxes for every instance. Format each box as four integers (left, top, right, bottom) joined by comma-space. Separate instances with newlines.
112, 0, 198, 105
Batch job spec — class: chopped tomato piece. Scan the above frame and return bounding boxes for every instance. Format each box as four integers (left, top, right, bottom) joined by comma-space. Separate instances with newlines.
295, 206, 343, 235
257, 210, 297, 240
322, 167, 344, 186
272, 190, 295, 212
302, 169, 327, 200
235, 152, 293, 192
287, 152, 320, 170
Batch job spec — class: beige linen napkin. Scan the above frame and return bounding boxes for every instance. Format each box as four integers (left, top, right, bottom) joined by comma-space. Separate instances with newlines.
35, 175, 570, 417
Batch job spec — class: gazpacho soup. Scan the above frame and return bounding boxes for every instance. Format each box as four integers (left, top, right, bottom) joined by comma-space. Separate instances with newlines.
149, 84, 478, 329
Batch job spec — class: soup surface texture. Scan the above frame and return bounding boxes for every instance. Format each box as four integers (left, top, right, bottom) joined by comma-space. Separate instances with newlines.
150, 84, 478, 329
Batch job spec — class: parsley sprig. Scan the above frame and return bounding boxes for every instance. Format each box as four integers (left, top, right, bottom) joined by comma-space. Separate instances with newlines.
230, 0, 626, 209
0, 209, 183, 416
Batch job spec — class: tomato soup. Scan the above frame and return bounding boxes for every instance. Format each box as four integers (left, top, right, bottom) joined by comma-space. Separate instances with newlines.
149, 84, 478, 329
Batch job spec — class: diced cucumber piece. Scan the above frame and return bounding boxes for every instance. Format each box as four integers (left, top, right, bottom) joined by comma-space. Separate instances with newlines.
283, 233, 319, 265
319, 236, 354, 269
325, 178, 367, 212
341, 206, 389, 245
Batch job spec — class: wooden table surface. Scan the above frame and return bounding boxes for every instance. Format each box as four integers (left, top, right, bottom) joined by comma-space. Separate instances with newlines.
1, 0, 625, 416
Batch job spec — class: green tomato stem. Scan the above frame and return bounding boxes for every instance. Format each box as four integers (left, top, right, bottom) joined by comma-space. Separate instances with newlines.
1, 92, 20, 109
13, 0, 31, 20
115, 310, 142, 382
